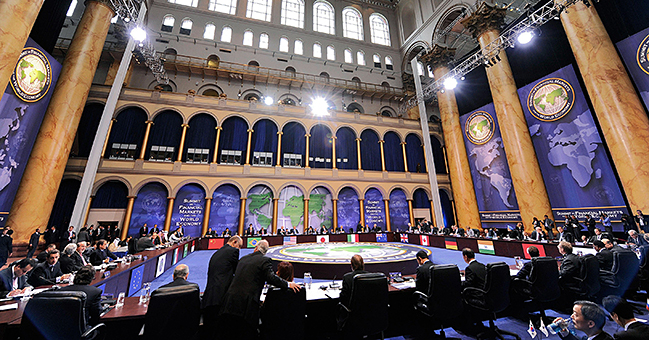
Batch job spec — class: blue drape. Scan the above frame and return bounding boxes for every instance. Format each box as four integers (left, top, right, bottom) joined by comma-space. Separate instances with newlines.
360, 129, 381, 171
251, 119, 278, 153
430, 135, 447, 174
335, 127, 357, 170
384, 132, 404, 172
389, 189, 410, 232
309, 124, 333, 169
76, 103, 104, 157
413, 188, 431, 208
405, 134, 426, 173
47, 179, 80, 229
219, 116, 249, 162
185, 114, 217, 161
281, 122, 306, 165
439, 189, 455, 228
105, 107, 147, 158
337, 187, 360, 231
209, 184, 241, 235
146, 110, 184, 159
91, 181, 128, 209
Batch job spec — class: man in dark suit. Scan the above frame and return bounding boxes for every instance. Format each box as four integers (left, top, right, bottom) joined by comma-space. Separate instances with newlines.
158, 264, 199, 289
530, 227, 547, 241
340, 254, 368, 308
62, 226, 76, 249
584, 214, 597, 236
219, 240, 299, 339
70, 241, 90, 268
415, 250, 432, 293
515, 246, 540, 281
593, 241, 613, 271
627, 230, 647, 247
588, 228, 610, 244
543, 215, 555, 240
59, 266, 102, 326
89, 240, 117, 265
553, 301, 613, 340
27, 228, 41, 258
462, 248, 486, 289
136, 234, 156, 252
138, 224, 149, 237
603, 295, 649, 340
149, 224, 160, 235
36, 244, 56, 263
60, 243, 80, 274
244, 224, 256, 236
202, 236, 242, 333
0, 258, 35, 298
28, 249, 71, 287
0, 227, 13, 268
558, 241, 581, 294
556, 226, 574, 243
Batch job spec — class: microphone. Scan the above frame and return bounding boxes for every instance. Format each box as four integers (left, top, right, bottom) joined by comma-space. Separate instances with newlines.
38, 276, 60, 288
329, 275, 340, 289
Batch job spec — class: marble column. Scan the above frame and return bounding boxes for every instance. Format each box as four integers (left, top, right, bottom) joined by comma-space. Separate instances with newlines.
421, 45, 481, 230
400, 142, 409, 172
213, 126, 222, 163
558, 0, 649, 213
429, 200, 437, 227
303, 198, 310, 230
82, 196, 94, 227
121, 196, 136, 240
176, 124, 189, 162
359, 198, 365, 226
202, 197, 212, 236
462, 3, 552, 231
407, 199, 415, 227
100, 119, 116, 158
238, 198, 247, 235
245, 128, 254, 165
332, 198, 338, 231
383, 199, 391, 232
355, 138, 362, 170
305, 134, 311, 168
7, 0, 116, 243
164, 197, 174, 232
276, 131, 283, 166
139, 121, 154, 160
378, 140, 386, 172
0, 0, 44, 104
331, 136, 337, 169
272, 198, 279, 234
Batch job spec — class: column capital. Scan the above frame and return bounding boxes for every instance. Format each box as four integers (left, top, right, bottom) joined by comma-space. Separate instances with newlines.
205, 197, 212, 200
216, 126, 223, 130
303, 198, 310, 201
383, 198, 390, 201
167, 196, 176, 200
273, 197, 279, 201
355, 138, 362, 142
127, 196, 137, 199
145, 120, 154, 125
378, 140, 385, 144
181, 123, 190, 128
420, 44, 457, 71
332, 198, 338, 201
461, 2, 507, 39
87, 0, 118, 14
277, 131, 283, 135
406, 198, 413, 201
247, 128, 254, 133
331, 136, 337, 140
400, 141, 407, 145
240, 197, 247, 201
358, 198, 365, 201
111, 118, 117, 122
305, 133, 311, 138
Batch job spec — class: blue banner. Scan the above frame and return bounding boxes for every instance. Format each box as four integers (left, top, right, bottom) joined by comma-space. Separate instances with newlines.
337, 187, 360, 232
244, 185, 273, 233
460, 104, 521, 228
309, 187, 333, 231
278, 185, 304, 232
209, 184, 241, 235
389, 189, 410, 231
617, 27, 649, 111
129, 182, 168, 237
171, 184, 205, 237
364, 188, 386, 231
128, 265, 144, 296
0, 38, 62, 225
518, 65, 628, 230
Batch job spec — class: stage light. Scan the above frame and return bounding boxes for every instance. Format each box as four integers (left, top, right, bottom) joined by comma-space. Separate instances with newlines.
460, 76, 465, 81
263, 96, 274, 105
517, 31, 533, 44
130, 27, 146, 42
310, 97, 330, 116
443, 78, 458, 90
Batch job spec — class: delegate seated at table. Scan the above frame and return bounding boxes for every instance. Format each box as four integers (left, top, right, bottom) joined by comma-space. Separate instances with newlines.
28, 249, 71, 287
58, 265, 103, 326
0, 258, 36, 298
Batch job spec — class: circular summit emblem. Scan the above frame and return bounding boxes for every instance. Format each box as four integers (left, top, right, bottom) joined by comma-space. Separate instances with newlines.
527, 78, 574, 121
636, 34, 649, 75
10, 47, 52, 102
465, 111, 495, 145
267, 242, 431, 264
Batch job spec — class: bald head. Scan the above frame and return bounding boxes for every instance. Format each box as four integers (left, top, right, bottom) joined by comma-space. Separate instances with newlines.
173, 264, 189, 280
227, 235, 242, 248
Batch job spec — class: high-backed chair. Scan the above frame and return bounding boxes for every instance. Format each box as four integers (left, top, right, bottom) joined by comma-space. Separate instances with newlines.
599, 250, 640, 299
575, 254, 600, 300
338, 273, 389, 339
638, 245, 649, 291
21, 290, 106, 340
414, 264, 463, 338
514, 256, 561, 320
261, 286, 307, 340
143, 285, 201, 340
463, 262, 521, 340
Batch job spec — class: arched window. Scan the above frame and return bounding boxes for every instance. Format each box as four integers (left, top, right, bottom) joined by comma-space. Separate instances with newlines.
221, 26, 232, 42
279, 37, 289, 52
66, 0, 77, 16
204, 23, 216, 40
416, 61, 425, 77
344, 49, 353, 63
285, 66, 296, 77
319, 72, 330, 82
168, 0, 198, 6
281, 0, 304, 28
207, 55, 220, 68
259, 33, 269, 49
385, 55, 393, 70
313, 43, 322, 58
243, 30, 254, 46
313, 1, 335, 35
161, 15, 175, 32
180, 18, 193, 35
369, 13, 391, 46
373, 53, 381, 68
209, 0, 237, 14
326, 45, 335, 61
246, 0, 272, 21
357, 51, 365, 65
342, 7, 363, 40
294, 40, 303, 55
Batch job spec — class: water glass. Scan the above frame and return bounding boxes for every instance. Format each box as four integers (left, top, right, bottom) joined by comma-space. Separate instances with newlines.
514, 256, 523, 269
116, 292, 125, 308
304, 272, 312, 289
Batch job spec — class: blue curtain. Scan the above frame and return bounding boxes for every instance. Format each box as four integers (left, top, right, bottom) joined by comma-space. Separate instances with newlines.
310, 124, 333, 168
47, 179, 81, 229
336, 127, 357, 170
146, 110, 184, 159
413, 188, 431, 208
91, 181, 129, 209
405, 134, 426, 173
75, 103, 104, 157
209, 184, 241, 235
439, 189, 455, 228
251, 119, 278, 153
105, 107, 147, 158
281, 122, 306, 165
219, 116, 249, 161
185, 113, 217, 161
389, 189, 410, 231
384, 132, 404, 172
360, 129, 381, 171
430, 135, 447, 174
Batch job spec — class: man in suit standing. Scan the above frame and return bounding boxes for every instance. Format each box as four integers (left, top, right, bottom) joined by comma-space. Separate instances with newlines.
603, 295, 649, 340
415, 250, 432, 293
543, 215, 555, 240
139, 224, 149, 237
0, 227, 13, 268
558, 241, 581, 295
461, 248, 486, 289
45, 226, 58, 246
202, 236, 242, 334
27, 228, 41, 258
593, 241, 613, 271
59, 266, 102, 326
158, 264, 199, 289
634, 210, 649, 233
28, 249, 71, 287
584, 214, 597, 236
89, 240, 118, 265
556, 226, 574, 243
0, 258, 35, 298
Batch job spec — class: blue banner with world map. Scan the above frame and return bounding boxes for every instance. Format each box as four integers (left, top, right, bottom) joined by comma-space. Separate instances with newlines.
0, 38, 62, 226
209, 184, 241, 235
460, 104, 521, 229
309, 187, 333, 230
245, 185, 274, 233
364, 188, 386, 231
616, 26, 649, 111
129, 182, 168, 237
278, 185, 304, 232
337, 187, 360, 232
170, 184, 205, 237
518, 65, 628, 230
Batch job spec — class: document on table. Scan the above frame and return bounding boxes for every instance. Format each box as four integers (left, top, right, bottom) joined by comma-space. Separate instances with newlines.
391, 281, 416, 290
0, 303, 18, 311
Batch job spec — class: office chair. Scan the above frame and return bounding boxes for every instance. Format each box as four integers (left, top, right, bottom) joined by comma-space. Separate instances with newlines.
261, 286, 307, 340
575, 254, 600, 301
513, 256, 561, 322
463, 262, 521, 340
338, 273, 389, 339
21, 290, 106, 340
414, 264, 463, 338
143, 285, 201, 340
599, 250, 639, 300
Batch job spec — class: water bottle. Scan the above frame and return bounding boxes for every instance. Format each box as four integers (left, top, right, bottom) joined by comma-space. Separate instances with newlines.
547, 318, 575, 336
145, 283, 151, 302
304, 272, 312, 289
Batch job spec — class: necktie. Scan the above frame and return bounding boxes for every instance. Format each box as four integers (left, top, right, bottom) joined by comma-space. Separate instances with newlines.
13, 276, 18, 290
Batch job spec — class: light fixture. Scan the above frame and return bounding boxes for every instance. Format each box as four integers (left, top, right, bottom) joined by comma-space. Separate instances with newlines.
263, 96, 274, 105
311, 97, 329, 116
460, 76, 465, 81
130, 26, 147, 42
517, 31, 533, 44
111, 15, 118, 24
443, 78, 458, 90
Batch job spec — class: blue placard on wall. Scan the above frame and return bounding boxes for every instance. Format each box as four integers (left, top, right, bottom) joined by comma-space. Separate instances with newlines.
170, 184, 205, 237
209, 184, 241, 235
617, 27, 649, 111
364, 188, 386, 230
389, 189, 410, 231
337, 187, 360, 231
129, 182, 168, 237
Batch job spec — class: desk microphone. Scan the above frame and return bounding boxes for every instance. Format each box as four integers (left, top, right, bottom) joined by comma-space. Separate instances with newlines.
329, 275, 340, 289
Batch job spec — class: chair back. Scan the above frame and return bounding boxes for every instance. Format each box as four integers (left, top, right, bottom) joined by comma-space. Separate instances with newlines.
21, 291, 88, 340
427, 264, 463, 320
483, 262, 511, 313
345, 273, 389, 336
261, 287, 307, 340
144, 285, 201, 340
529, 256, 561, 302
127, 237, 137, 254
612, 250, 640, 289
579, 254, 601, 297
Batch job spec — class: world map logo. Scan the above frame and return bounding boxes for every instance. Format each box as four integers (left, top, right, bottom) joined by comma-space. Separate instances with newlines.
465, 111, 495, 145
10, 47, 52, 102
636, 33, 649, 75
527, 78, 574, 121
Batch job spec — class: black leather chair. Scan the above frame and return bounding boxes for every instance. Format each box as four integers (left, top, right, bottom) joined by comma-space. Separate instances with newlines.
143, 285, 201, 340
463, 262, 521, 340
414, 264, 463, 338
20, 290, 106, 340
261, 286, 307, 340
514, 256, 561, 320
575, 254, 600, 300
599, 250, 640, 299
338, 273, 389, 339
638, 245, 649, 291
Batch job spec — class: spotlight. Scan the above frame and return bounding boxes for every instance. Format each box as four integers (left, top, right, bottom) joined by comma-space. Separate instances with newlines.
310, 97, 330, 116
460, 76, 465, 81
443, 78, 458, 90
263, 96, 274, 105
130, 27, 147, 42
517, 31, 533, 44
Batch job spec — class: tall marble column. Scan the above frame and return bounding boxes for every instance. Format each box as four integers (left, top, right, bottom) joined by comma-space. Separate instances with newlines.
303, 198, 310, 230
202, 197, 212, 236
164, 197, 174, 232
383, 199, 391, 232
238, 198, 247, 235
82, 196, 94, 228
212, 126, 222, 163
378, 140, 386, 172
177, 124, 189, 162
121, 196, 136, 240
407, 199, 415, 227
331, 136, 337, 169
421, 45, 481, 230
558, 0, 649, 213
245, 128, 254, 165
359, 198, 365, 227
429, 200, 437, 227
355, 138, 362, 170
400, 142, 409, 172
7, 0, 116, 243
305, 134, 311, 168
462, 3, 552, 231
276, 131, 283, 166
100, 119, 117, 158
332, 198, 338, 231
139, 121, 154, 160
0, 0, 44, 104
272, 198, 279, 234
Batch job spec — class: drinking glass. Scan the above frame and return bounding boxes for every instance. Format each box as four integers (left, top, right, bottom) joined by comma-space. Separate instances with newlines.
304, 272, 312, 289
116, 292, 125, 308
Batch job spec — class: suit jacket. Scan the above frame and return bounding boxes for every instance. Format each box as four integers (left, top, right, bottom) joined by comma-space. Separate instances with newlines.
613, 321, 649, 340
340, 269, 368, 307
515, 261, 533, 281
59, 255, 79, 274
557, 232, 574, 243
159, 278, 199, 290
28, 232, 40, 249
596, 248, 614, 271
138, 226, 148, 236
220, 251, 288, 327
463, 260, 486, 289
136, 237, 155, 252
628, 235, 648, 247
559, 330, 613, 340
0, 266, 29, 297
89, 248, 117, 265
415, 261, 433, 293
70, 251, 90, 268
202, 244, 239, 309
77, 230, 90, 243
530, 230, 547, 241
559, 253, 581, 290
0, 235, 12, 257
36, 250, 50, 263
28, 261, 63, 287
58, 284, 102, 326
